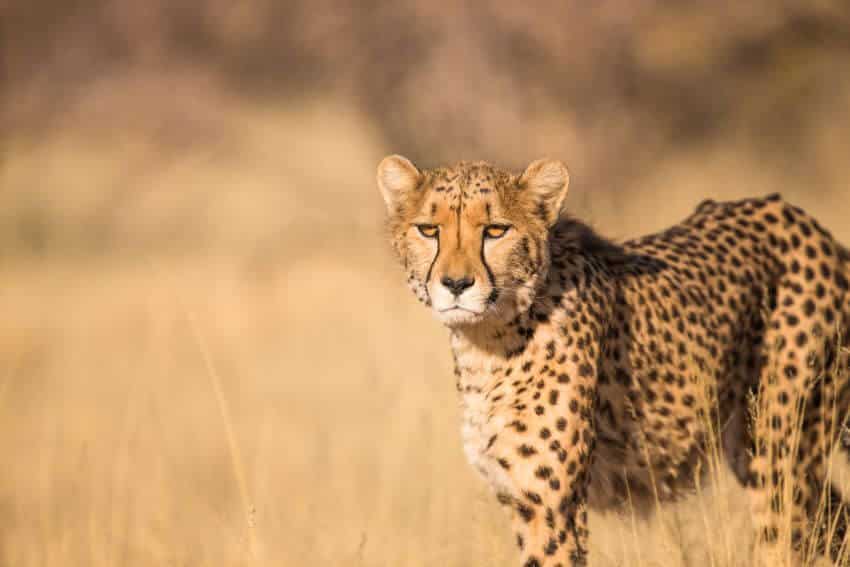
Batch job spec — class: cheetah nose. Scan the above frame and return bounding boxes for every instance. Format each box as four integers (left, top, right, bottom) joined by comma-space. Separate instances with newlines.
441, 275, 475, 296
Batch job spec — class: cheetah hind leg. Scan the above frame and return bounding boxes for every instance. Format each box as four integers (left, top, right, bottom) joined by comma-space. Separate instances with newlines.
820, 312, 850, 561
795, 404, 850, 563
823, 366, 850, 561
744, 318, 850, 564
793, 345, 850, 562
814, 245, 850, 560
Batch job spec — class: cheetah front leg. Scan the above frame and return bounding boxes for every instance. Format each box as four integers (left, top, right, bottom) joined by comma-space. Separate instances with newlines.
507, 435, 593, 567
503, 363, 597, 566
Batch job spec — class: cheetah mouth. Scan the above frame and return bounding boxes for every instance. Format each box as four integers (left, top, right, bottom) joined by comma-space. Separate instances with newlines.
438, 306, 484, 315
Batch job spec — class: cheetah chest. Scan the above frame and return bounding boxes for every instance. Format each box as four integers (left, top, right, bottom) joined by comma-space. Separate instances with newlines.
459, 386, 515, 497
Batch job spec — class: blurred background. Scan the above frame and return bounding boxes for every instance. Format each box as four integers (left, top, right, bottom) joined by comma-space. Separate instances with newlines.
2, 2, 850, 566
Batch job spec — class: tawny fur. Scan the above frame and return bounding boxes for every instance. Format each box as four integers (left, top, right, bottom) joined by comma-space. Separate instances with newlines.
378, 157, 850, 567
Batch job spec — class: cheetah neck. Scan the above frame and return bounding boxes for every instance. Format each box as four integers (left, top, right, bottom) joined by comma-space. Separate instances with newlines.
448, 288, 560, 393
448, 309, 534, 397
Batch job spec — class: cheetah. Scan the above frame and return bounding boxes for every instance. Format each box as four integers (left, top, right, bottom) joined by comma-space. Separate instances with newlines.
376, 155, 850, 566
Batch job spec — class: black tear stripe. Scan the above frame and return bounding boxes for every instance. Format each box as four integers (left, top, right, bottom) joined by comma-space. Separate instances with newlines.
481, 235, 498, 304
485, 202, 492, 221
425, 235, 441, 295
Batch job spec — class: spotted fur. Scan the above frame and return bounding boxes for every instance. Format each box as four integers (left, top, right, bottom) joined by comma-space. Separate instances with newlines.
377, 156, 850, 566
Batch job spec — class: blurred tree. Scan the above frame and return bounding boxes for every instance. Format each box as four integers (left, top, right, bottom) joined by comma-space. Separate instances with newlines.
4, 0, 850, 187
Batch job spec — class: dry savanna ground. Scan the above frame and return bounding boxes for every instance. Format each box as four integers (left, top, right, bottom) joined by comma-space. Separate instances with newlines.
2, 88, 850, 566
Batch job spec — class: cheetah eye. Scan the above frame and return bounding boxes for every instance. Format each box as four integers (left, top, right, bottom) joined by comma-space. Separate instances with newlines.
416, 224, 439, 238
484, 225, 511, 239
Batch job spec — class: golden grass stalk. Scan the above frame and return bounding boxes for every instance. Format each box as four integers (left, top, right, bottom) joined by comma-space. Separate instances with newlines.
186, 309, 259, 563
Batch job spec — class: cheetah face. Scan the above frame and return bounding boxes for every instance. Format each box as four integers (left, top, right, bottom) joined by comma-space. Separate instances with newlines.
377, 155, 570, 327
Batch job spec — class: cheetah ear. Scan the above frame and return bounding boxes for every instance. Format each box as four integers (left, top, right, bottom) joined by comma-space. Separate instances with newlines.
377, 155, 422, 214
518, 159, 570, 225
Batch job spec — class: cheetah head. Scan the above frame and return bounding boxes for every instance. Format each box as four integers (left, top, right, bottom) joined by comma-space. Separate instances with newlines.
377, 155, 570, 327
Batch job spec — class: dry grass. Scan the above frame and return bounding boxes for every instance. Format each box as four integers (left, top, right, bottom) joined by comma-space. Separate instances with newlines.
1, 90, 850, 566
